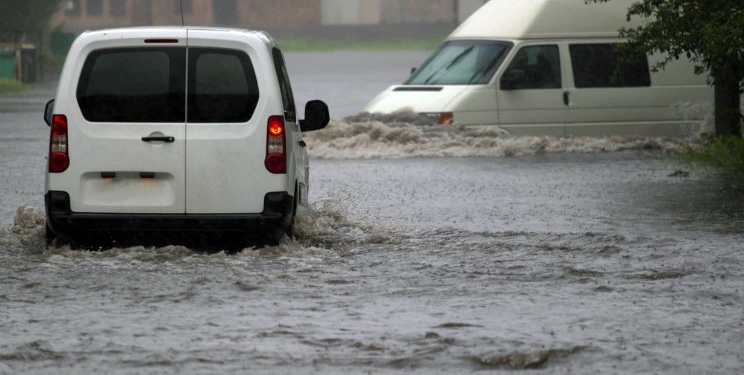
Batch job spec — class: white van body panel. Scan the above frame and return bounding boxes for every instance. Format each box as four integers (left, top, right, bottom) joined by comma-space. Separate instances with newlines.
183, 29, 289, 214
451, 0, 640, 39
364, 85, 470, 115
48, 28, 189, 214
363, 0, 713, 137
562, 40, 711, 136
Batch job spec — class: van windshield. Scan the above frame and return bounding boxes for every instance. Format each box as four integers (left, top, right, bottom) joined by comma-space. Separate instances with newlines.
406, 40, 512, 85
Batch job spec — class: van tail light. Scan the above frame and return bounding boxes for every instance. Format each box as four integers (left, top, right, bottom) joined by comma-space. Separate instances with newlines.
265, 115, 287, 174
48, 115, 70, 173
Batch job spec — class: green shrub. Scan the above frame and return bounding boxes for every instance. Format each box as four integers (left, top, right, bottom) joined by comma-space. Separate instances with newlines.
678, 129, 744, 189
0, 78, 25, 95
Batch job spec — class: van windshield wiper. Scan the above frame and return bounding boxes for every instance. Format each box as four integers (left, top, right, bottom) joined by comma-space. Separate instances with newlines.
424, 46, 475, 84
468, 49, 506, 84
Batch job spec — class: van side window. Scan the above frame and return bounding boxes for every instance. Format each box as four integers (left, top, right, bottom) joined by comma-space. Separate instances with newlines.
569, 43, 651, 88
77, 48, 186, 122
272, 48, 297, 122
502, 45, 561, 89
189, 48, 260, 123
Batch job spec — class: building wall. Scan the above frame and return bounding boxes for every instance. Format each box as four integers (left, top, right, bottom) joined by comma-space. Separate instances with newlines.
322, 0, 382, 25
238, 0, 322, 29
380, 0, 455, 24
51, 0, 486, 33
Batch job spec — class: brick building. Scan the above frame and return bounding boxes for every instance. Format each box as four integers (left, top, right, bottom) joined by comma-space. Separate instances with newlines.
51, 0, 487, 33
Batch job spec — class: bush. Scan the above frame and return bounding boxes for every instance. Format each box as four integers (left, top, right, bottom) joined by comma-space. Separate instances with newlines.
678, 130, 744, 189
0, 78, 24, 95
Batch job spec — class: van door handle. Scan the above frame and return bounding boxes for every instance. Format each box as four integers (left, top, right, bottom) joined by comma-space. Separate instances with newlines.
563, 91, 570, 106
299, 140, 307, 148
142, 136, 175, 143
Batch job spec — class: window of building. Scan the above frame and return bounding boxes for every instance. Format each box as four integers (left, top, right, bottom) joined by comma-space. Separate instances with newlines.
87, 0, 103, 16
109, 0, 126, 16
65, 0, 81, 16
569, 43, 651, 88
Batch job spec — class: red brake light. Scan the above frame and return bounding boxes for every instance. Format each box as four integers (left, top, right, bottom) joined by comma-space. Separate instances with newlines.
144, 39, 179, 44
268, 122, 284, 136
265, 115, 286, 174
49, 115, 69, 173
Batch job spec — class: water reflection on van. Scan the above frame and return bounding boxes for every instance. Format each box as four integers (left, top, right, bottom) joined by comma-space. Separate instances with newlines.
363, 0, 713, 137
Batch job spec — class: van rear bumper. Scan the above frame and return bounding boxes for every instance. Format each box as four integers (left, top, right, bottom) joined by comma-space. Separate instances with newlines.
45, 191, 293, 248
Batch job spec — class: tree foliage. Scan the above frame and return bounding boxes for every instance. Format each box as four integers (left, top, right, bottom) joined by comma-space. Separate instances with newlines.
589, 0, 744, 136
0, 0, 62, 35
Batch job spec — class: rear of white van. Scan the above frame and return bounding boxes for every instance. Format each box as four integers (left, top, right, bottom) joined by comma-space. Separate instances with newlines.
45, 28, 301, 247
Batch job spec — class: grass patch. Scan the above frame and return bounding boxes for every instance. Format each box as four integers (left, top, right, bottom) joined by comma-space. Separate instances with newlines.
677, 132, 744, 189
0, 78, 25, 95
276, 36, 443, 52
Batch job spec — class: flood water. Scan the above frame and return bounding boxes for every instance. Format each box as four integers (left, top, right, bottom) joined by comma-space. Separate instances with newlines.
1, 51, 743, 375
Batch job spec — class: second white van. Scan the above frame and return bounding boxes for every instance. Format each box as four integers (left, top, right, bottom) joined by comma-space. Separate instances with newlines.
363, 0, 713, 137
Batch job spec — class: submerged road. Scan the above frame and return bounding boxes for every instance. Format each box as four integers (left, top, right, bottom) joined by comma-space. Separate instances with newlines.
0, 51, 742, 374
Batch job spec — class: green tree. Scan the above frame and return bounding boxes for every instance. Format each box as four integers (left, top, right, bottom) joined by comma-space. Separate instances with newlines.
0, 0, 62, 41
589, 0, 744, 136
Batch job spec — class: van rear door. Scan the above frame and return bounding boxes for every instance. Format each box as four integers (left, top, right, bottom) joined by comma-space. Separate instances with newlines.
184, 30, 267, 214
70, 35, 188, 214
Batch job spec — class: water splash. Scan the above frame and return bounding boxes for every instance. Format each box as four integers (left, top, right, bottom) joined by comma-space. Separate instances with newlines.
304, 113, 694, 159
1, 200, 383, 257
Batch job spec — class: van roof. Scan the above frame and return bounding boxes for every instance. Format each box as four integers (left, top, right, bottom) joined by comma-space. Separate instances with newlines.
78, 26, 275, 45
450, 0, 641, 40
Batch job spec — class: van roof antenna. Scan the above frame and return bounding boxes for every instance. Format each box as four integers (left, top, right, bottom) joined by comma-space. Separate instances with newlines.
179, 0, 185, 26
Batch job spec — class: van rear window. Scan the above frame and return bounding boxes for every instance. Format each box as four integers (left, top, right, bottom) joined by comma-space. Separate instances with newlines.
569, 43, 651, 88
78, 48, 185, 122
77, 47, 259, 123
188, 49, 259, 123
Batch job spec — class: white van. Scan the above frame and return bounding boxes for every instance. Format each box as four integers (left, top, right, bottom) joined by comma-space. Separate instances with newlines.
43, 27, 329, 249
363, 0, 712, 137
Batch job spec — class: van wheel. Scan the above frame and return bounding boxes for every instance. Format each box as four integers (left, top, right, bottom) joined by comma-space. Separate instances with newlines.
45, 225, 70, 248
45, 225, 55, 247
285, 185, 298, 239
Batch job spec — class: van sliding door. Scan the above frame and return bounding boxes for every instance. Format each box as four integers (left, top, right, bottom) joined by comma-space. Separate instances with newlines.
496, 44, 567, 136
564, 42, 655, 135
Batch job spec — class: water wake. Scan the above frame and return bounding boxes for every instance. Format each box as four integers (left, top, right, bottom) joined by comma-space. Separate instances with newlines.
0, 201, 395, 258
304, 113, 698, 159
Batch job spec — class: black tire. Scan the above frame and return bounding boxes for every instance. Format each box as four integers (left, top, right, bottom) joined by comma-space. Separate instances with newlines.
45, 225, 72, 248
45, 225, 55, 247
285, 185, 298, 240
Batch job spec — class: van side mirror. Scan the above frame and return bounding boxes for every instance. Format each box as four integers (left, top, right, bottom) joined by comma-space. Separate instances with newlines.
44, 99, 54, 126
300, 100, 330, 132
500, 69, 526, 90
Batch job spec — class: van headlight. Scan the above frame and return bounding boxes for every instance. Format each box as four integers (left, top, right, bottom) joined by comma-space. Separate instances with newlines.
422, 112, 454, 125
